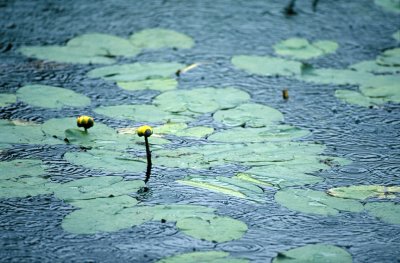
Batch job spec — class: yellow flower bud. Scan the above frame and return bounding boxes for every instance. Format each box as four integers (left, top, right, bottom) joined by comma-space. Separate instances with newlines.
137, 125, 153, 137
77, 115, 94, 130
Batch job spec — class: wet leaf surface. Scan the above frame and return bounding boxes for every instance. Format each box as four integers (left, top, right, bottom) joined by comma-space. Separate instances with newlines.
0, 93, 16, 107
129, 28, 194, 50
117, 78, 178, 91
274, 38, 338, 60
156, 251, 249, 263
365, 202, 400, 225
328, 185, 400, 200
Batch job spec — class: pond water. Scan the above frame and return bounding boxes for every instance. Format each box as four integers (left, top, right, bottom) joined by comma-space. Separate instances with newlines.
0, 0, 399, 262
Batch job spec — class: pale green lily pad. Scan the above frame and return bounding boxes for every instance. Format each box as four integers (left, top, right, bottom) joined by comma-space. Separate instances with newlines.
117, 78, 178, 91
376, 48, 400, 66
374, 0, 400, 13
327, 185, 400, 200
67, 33, 140, 57
154, 122, 188, 134
208, 125, 309, 143
17, 85, 90, 109
297, 68, 375, 86
274, 38, 338, 60
69, 195, 138, 209
349, 60, 400, 74
18, 45, 115, 64
275, 188, 364, 216
54, 176, 145, 201
213, 103, 284, 128
232, 55, 302, 76
154, 122, 214, 138
272, 244, 352, 263
176, 215, 247, 243
64, 149, 147, 174
365, 202, 400, 224
0, 94, 16, 107
154, 87, 251, 114
94, 104, 193, 123
156, 251, 248, 263
235, 173, 274, 187
335, 89, 384, 107
0, 159, 45, 180
130, 28, 194, 50
0, 177, 58, 199
393, 30, 400, 41
87, 62, 183, 82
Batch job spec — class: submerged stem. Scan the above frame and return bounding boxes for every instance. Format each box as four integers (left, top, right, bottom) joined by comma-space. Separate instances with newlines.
144, 135, 152, 183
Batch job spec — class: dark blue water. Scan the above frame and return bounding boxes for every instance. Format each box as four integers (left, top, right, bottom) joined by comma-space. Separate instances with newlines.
0, 0, 399, 262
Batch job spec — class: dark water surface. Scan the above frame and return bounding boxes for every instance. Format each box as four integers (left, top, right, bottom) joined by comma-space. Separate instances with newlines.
1, 0, 400, 262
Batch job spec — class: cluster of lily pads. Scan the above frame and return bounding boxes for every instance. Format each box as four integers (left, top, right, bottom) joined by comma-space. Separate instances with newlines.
1, 27, 399, 262
232, 36, 400, 107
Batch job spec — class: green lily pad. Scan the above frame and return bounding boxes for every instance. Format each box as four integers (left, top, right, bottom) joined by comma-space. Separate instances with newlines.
213, 103, 284, 128
0, 159, 45, 180
0, 177, 58, 199
176, 215, 248, 243
208, 125, 309, 143
154, 87, 251, 114
94, 104, 193, 123
117, 78, 178, 91
234, 173, 274, 187
374, 0, 400, 13
376, 48, 400, 66
297, 68, 375, 86
0, 93, 16, 107
87, 62, 183, 82
365, 202, 400, 224
393, 30, 400, 41
69, 195, 138, 209
274, 38, 338, 60
18, 45, 116, 64
275, 188, 364, 216
154, 122, 214, 138
349, 60, 400, 74
156, 251, 248, 263
232, 55, 302, 76
67, 33, 140, 57
335, 89, 385, 107
327, 185, 400, 200
129, 28, 194, 50
17, 85, 90, 109
272, 244, 352, 263
54, 176, 145, 201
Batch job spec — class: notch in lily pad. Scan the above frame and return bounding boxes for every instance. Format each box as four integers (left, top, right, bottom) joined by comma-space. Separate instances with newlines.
77, 115, 94, 132
137, 125, 153, 184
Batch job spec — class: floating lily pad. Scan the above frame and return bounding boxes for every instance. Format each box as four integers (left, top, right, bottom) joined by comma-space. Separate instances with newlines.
374, 0, 400, 13
275, 188, 364, 216
327, 185, 400, 200
0, 159, 45, 180
17, 85, 90, 109
176, 215, 247, 243
129, 28, 194, 50
335, 89, 384, 107
94, 104, 193, 123
156, 251, 249, 263
64, 149, 147, 174
272, 244, 352, 263
365, 202, 400, 224
0, 94, 16, 107
349, 60, 400, 74
213, 103, 284, 128
154, 123, 214, 138
54, 176, 145, 201
274, 38, 338, 60
117, 78, 178, 91
87, 62, 183, 82
235, 173, 274, 187
297, 68, 374, 86
69, 195, 138, 209
376, 48, 400, 66
67, 33, 140, 57
0, 177, 58, 199
393, 30, 400, 41
154, 87, 251, 114
208, 125, 309, 143
232, 55, 302, 76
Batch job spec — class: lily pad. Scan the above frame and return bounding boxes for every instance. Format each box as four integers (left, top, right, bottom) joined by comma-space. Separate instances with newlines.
87, 62, 183, 82
69, 195, 138, 209
54, 176, 145, 201
274, 38, 338, 60
64, 149, 147, 174
376, 48, 400, 67
335, 89, 385, 107
0, 159, 45, 180
365, 202, 400, 224
154, 122, 214, 138
0, 177, 58, 199
17, 85, 90, 109
349, 60, 400, 74
117, 78, 178, 92
297, 68, 375, 86
156, 251, 249, 263
213, 103, 284, 128
272, 244, 352, 263
176, 215, 248, 243
154, 87, 251, 114
327, 185, 400, 200
374, 0, 400, 13
208, 125, 309, 143
232, 55, 302, 76
0, 94, 16, 107
275, 188, 364, 216
129, 28, 194, 50
393, 30, 400, 41
94, 104, 193, 123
